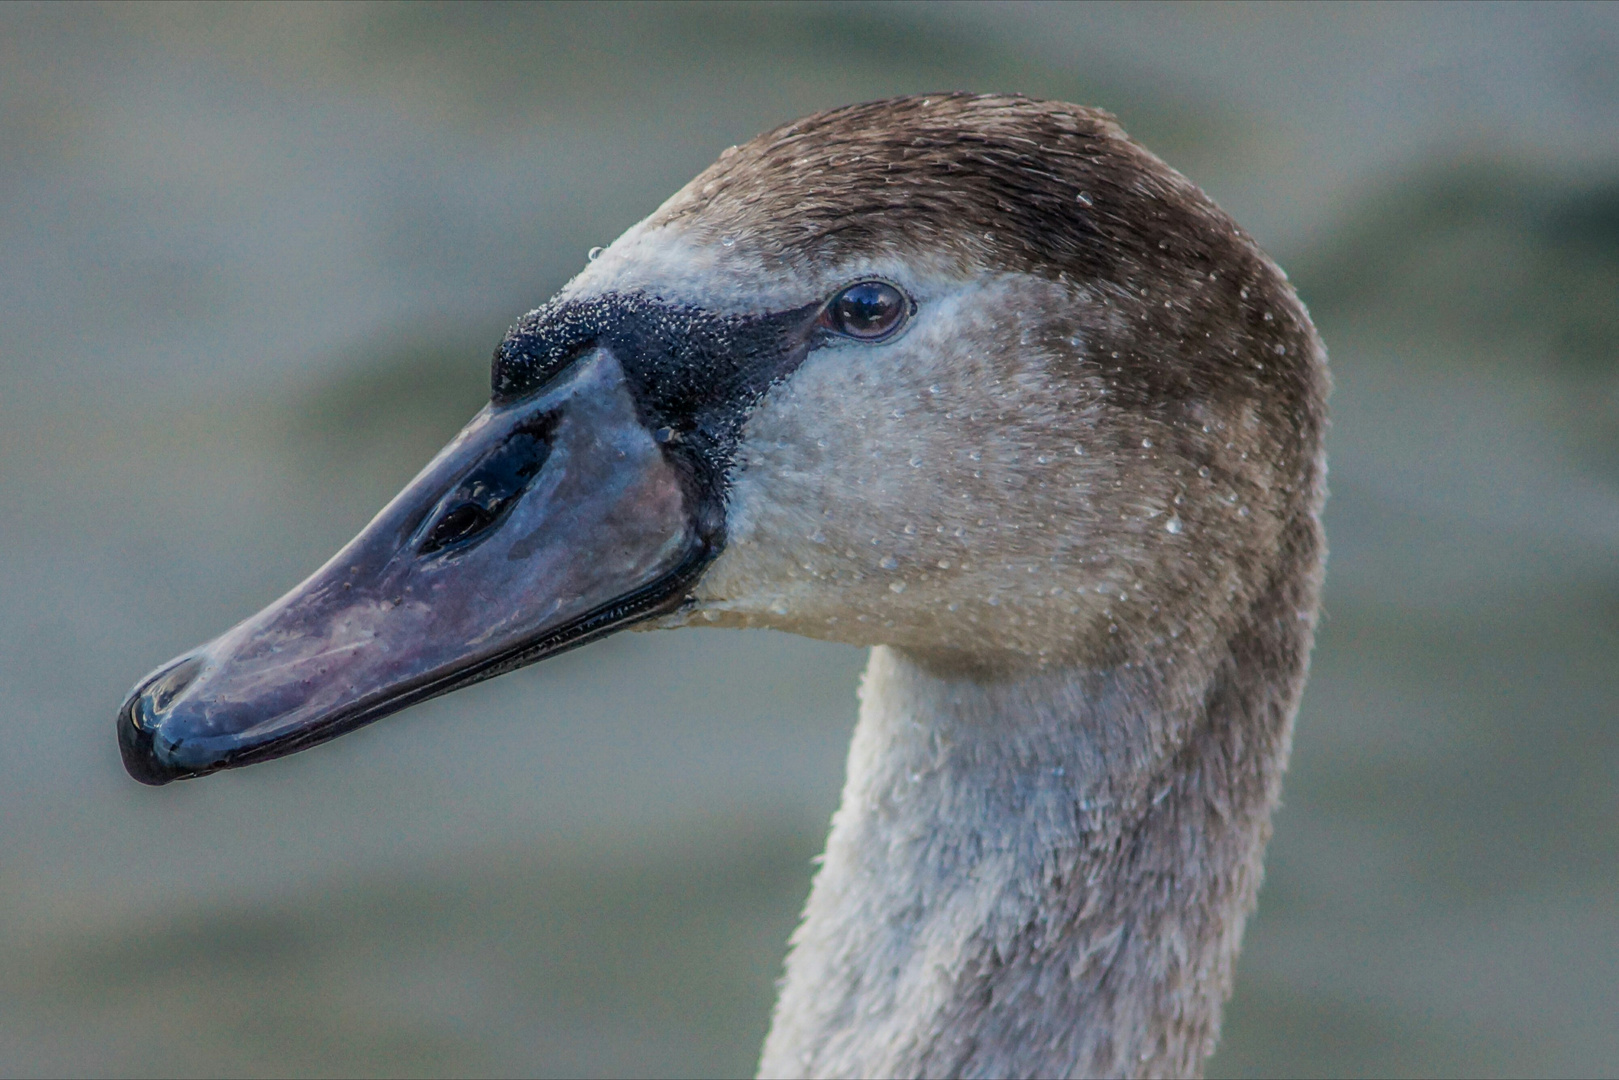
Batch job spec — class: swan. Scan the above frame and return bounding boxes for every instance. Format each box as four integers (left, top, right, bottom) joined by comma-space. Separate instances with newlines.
117, 93, 1327, 1079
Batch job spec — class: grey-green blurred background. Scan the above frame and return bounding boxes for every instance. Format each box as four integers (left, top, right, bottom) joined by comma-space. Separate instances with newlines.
2, 2, 1616, 1076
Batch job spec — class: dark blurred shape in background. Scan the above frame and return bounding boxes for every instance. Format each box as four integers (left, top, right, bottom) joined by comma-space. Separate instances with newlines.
2, 3, 1616, 1076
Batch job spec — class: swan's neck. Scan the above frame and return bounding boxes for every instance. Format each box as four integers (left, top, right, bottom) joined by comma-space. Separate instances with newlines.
761, 597, 1310, 1077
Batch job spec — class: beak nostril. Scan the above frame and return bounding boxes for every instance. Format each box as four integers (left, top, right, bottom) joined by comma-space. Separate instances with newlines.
419, 423, 555, 556
423, 502, 497, 554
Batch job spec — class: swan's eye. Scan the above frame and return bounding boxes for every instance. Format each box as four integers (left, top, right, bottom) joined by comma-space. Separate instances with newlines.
828, 281, 908, 341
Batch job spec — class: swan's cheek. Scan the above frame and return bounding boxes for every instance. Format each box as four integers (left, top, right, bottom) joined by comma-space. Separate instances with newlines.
691, 291, 1123, 655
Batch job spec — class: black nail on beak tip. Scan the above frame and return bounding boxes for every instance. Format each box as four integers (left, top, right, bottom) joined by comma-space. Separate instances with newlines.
117, 699, 177, 786
117, 657, 203, 786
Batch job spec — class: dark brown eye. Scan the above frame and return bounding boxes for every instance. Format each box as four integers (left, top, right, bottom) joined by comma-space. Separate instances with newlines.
828, 281, 908, 340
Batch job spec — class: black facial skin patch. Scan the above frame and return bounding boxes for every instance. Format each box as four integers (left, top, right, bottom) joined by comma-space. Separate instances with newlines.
493, 292, 827, 503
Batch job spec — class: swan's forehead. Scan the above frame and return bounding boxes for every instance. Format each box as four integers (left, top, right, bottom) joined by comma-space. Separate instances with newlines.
560, 218, 970, 316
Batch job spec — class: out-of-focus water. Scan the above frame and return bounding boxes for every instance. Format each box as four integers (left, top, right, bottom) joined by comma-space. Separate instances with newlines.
2, 4, 1616, 1076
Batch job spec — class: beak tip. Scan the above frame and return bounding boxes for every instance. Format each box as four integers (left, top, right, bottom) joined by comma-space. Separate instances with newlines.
116, 687, 192, 787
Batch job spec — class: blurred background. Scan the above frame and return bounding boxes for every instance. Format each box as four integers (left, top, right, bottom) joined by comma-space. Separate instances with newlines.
2, 2, 1616, 1076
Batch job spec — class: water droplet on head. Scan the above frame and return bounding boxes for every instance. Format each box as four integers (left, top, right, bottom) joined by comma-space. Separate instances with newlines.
1165, 516, 1183, 534
889, 581, 907, 594
1076, 191, 1093, 206
879, 555, 899, 571
587, 246, 603, 261
1198, 466, 1211, 479
720, 236, 736, 247
1141, 438, 1153, 449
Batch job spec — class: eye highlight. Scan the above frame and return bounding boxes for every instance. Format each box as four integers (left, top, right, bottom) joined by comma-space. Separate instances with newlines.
827, 281, 910, 341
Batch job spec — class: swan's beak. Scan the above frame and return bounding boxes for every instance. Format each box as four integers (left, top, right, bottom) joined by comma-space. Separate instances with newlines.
117, 348, 718, 785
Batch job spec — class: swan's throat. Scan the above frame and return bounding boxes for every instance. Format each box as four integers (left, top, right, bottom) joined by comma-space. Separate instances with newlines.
761, 560, 1313, 1079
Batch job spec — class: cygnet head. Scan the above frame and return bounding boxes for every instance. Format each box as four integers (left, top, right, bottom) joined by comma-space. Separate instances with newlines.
117, 93, 1326, 782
